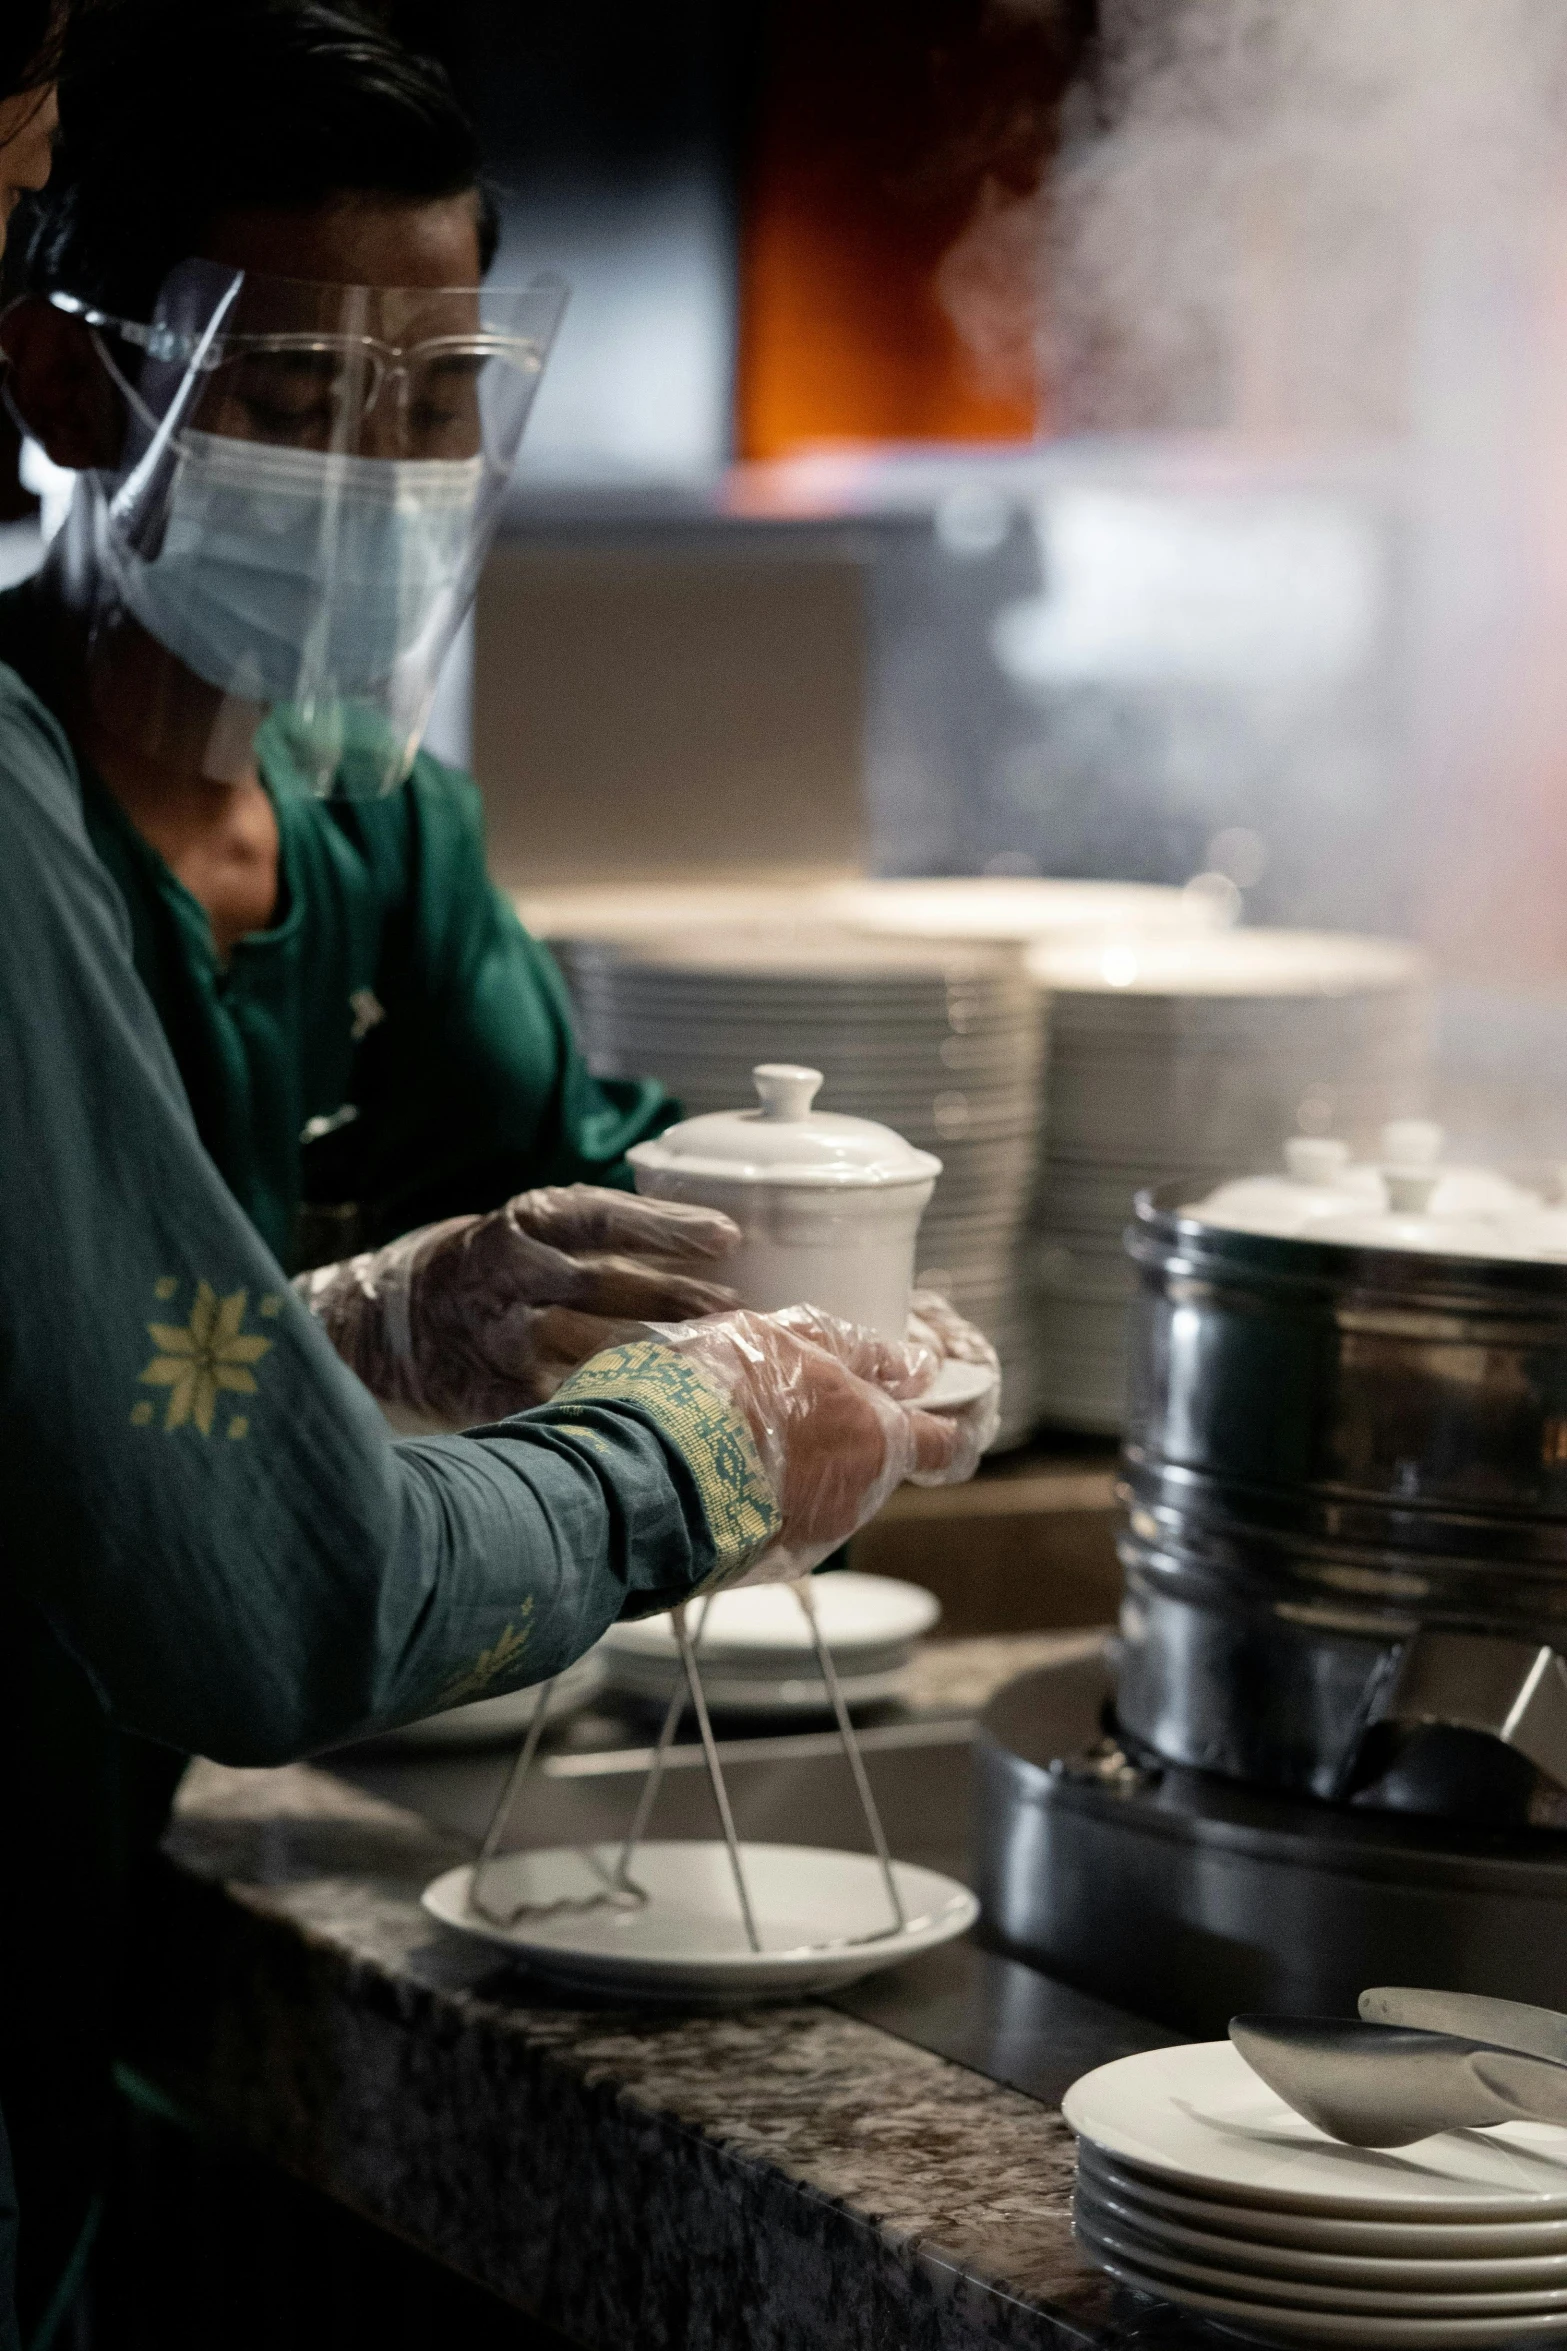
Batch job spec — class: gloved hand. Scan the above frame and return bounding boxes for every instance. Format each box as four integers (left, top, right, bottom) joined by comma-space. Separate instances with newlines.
296, 1184, 742, 1427
645, 1301, 982, 1585
907, 1287, 1003, 1475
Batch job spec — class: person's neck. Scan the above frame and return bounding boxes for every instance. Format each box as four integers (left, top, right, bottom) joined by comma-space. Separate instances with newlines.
34, 550, 281, 961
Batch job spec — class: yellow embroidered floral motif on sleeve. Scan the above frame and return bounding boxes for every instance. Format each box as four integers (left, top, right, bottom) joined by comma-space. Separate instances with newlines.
138, 1281, 273, 1435
433, 1602, 535, 1710
548, 1341, 780, 1579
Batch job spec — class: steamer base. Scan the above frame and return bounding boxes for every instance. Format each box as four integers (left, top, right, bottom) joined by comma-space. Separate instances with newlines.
974, 1649, 1567, 2037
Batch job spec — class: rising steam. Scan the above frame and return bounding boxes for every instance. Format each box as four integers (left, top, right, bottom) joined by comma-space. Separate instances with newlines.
931, 0, 1567, 1153
1046, 0, 1567, 437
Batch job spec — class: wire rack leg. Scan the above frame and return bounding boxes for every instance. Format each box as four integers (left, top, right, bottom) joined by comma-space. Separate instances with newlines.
468, 1673, 561, 1925
794, 1579, 907, 1933
614, 1595, 711, 1889
673, 1600, 762, 1954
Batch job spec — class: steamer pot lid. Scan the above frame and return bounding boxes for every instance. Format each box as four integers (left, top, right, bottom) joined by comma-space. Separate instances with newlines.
628, 1065, 943, 1188
1309, 1173, 1532, 1257
1184, 1167, 1543, 1261
1185, 1127, 1549, 1255
1191, 1139, 1369, 1233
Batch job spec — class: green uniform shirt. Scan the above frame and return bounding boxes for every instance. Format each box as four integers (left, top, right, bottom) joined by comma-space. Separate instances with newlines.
0, 654, 778, 2341
0, 582, 673, 1271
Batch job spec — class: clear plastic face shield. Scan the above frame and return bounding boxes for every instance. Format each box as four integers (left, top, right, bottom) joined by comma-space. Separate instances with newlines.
65, 258, 566, 795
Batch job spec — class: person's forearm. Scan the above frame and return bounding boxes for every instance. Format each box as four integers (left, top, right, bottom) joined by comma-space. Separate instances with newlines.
38, 1384, 759, 1768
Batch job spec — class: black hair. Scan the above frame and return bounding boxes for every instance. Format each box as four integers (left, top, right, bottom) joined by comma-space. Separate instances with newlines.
22, 0, 498, 316
0, 0, 74, 101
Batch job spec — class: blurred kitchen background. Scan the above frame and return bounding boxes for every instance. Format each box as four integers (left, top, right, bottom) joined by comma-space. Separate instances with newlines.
441, 0, 1567, 1170
13, 0, 1567, 1626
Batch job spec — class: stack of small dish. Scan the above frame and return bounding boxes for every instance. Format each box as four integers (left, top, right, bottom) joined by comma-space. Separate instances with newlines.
1026, 929, 1433, 1432
600, 1572, 939, 1718
547, 925, 1046, 1447
1066, 2041, 1567, 2347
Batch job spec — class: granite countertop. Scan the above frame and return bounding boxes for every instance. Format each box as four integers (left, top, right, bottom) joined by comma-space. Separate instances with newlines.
131, 1634, 1213, 2350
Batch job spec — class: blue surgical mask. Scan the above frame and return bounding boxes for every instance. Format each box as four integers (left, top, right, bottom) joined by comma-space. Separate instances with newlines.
117, 429, 485, 705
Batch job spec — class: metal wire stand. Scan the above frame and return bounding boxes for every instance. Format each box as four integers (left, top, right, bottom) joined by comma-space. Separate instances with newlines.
467, 1581, 911, 1951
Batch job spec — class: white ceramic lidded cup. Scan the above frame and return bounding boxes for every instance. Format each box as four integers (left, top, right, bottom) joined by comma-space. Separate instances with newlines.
626, 1064, 942, 1340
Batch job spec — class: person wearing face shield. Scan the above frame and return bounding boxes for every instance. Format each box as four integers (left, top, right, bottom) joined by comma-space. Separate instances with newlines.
0, 0, 998, 1443
0, 3, 1000, 2340
0, 0, 740, 1425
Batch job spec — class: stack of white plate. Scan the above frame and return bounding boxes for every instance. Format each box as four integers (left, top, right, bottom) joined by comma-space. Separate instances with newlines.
1065, 2041, 1567, 2347
1026, 930, 1433, 1432
549, 926, 1047, 1449
601, 1572, 939, 1717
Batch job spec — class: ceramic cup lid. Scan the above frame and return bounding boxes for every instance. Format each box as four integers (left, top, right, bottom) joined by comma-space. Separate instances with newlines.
627, 1065, 943, 1189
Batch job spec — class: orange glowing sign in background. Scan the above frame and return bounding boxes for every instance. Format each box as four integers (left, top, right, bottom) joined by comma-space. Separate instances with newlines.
734, 0, 1091, 459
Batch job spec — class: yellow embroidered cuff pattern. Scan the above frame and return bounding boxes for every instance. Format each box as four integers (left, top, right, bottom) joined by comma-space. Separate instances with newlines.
548, 1340, 781, 1577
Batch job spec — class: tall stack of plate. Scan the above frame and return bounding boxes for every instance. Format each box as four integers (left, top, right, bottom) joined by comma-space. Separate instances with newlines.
1066, 2041, 1567, 2347
548, 926, 1046, 1448
1025, 929, 1433, 1433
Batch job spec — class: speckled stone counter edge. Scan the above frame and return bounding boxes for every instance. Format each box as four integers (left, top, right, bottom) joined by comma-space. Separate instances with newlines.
126, 1634, 1197, 2351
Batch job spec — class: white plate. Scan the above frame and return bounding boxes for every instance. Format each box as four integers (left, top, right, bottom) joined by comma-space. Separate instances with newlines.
421, 1841, 977, 2002
1075, 2229, 1567, 2345
602, 1572, 939, 1667
1078, 2149, 1567, 2261
1075, 2190, 1567, 2313
1064, 2045, 1567, 2219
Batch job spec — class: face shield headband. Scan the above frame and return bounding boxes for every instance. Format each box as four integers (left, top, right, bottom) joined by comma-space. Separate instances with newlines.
63, 259, 567, 797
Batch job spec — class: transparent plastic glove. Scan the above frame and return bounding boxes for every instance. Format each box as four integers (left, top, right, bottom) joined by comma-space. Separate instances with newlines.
907, 1287, 1003, 1476
645, 1302, 973, 1585
296, 1184, 742, 1427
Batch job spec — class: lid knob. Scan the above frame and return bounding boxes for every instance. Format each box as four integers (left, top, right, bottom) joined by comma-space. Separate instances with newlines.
1381, 1118, 1443, 1167
752, 1063, 824, 1122
1285, 1137, 1349, 1185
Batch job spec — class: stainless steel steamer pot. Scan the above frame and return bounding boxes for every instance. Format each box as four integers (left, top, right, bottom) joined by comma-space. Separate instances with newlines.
1116, 1185, 1567, 1817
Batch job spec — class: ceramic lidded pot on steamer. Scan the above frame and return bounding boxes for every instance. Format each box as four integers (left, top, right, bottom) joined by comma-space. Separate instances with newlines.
627, 1064, 941, 1339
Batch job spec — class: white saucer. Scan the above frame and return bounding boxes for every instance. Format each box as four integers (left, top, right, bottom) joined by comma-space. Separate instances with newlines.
919, 1358, 996, 1413
1063, 2044, 1567, 2219
421, 1841, 977, 2003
